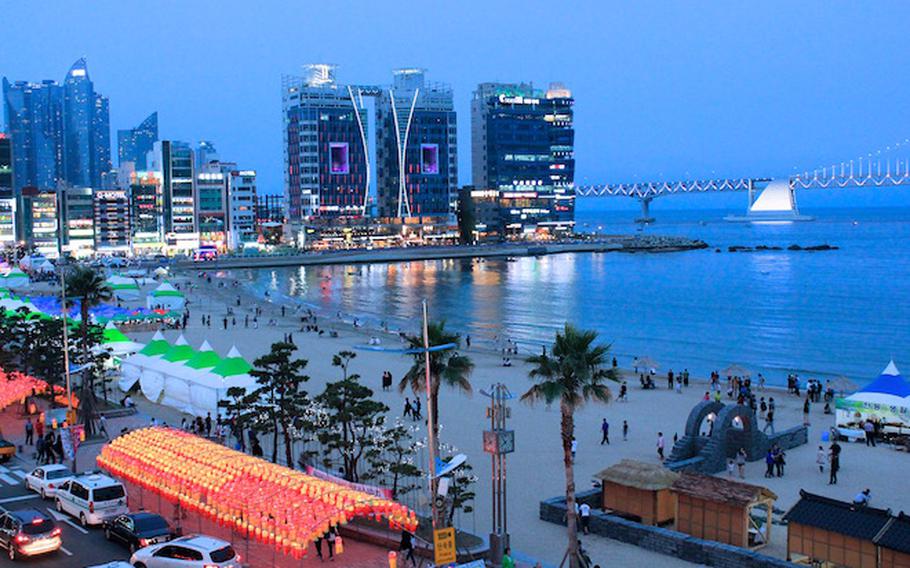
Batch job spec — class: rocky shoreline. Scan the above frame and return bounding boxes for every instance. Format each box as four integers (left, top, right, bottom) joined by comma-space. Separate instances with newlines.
724, 243, 839, 253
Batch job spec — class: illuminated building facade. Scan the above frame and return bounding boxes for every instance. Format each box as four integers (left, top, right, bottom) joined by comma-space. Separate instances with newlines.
148, 140, 197, 251
62, 59, 111, 189
94, 189, 130, 253
61, 187, 95, 257
376, 69, 457, 222
20, 188, 60, 258
195, 163, 229, 250
2, 78, 65, 193
0, 134, 13, 245
471, 82, 575, 234
129, 171, 164, 251
282, 65, 369, 229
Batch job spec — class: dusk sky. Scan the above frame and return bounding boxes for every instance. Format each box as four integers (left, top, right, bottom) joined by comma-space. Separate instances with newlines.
3, 1, 910, 210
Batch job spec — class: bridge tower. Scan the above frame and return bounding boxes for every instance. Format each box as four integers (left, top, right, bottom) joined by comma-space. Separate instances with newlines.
636, 196, 655, 224
724, 179, 814, 222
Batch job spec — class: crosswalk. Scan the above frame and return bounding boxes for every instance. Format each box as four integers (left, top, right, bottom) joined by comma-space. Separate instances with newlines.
0, 465, 28, 487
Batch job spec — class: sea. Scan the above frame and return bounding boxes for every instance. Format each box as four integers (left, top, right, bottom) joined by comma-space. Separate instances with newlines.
238, 206, 910, 387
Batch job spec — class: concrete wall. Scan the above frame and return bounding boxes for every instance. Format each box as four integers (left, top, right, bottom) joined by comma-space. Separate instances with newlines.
541, 489, 796, 568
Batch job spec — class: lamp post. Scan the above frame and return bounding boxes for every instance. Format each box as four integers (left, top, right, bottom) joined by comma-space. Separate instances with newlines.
57, 247, 75, 427
481, 383, 515, 565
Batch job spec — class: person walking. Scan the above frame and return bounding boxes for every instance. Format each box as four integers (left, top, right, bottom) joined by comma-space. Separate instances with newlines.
24, 418, 33, 445
35, 417, 44, 442
571, 437, 578, 462
622, 420, 629, 441
35, 436, 46, 465
399, 529, 416, 568
403, 398, 413, 419
803, 398, 811, 426
99, 414, 109, 439
816, 445, 827, 473
325, 527, 337, 560
829, 441, 841, 484
600, 419, 610, 445
863, 419, 876, 447
736, 448, 747, 479
764, 449, 775, 478
413, 398, 422, 421
314, 534, 324, 561
657, 432, 665, 461
763, 410, 775, 434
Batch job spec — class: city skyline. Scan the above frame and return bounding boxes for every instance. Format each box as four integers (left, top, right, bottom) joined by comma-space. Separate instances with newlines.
1, 1, 910, 211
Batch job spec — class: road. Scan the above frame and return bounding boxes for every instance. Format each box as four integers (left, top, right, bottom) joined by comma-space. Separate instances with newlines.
0, 460, 132, 567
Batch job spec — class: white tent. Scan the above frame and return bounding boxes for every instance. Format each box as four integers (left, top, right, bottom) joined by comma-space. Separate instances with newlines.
185, 345, 256, 417
36, 260, 55, 274
146, 282, 185, 310
1, 268, 30, 289
837, 360, 910, 432
107, 275, 141, 300
119, 331, 170, 392
100, 321, 144, 357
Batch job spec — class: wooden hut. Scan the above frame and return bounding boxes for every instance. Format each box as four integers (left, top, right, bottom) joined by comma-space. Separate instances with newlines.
875, 512, 910, 568
783, 491, 892, 567
671, 471, 777, 550
593, 459, 679, 525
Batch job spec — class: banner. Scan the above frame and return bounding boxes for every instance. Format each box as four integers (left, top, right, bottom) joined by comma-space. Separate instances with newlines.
304, 465, 393, 500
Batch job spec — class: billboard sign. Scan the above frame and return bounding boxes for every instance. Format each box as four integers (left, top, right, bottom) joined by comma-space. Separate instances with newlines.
421, 144, 439, 174
329, 142, 350, 174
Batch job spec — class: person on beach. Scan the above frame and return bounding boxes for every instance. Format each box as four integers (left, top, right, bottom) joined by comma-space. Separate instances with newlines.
853, 489, 871, 508
579, 502, 591, 534
726, 458, 736, 478
571, 437, 577, 461
403, 398, 413, 419
600, 419, 610, 445
413, 398, 422, 421
764, 449, 775, 478
667, 370, 674, 390
829, 441, 841, 484
763, 410, 775, 434
803, 397, 811, 426
466, 335, 471, 349
657, 432, 665, 461
774, 446, 786, 477
863, 419, 876, 447
618, 382, 627, 401
736, 448, 747, 478
816, 445, 827, 473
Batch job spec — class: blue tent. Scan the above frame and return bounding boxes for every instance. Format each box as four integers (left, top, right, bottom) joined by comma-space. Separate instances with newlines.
861, 360, 910, 398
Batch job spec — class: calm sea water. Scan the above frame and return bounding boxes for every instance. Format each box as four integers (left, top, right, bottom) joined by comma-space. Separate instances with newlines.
239, 206, 910, 386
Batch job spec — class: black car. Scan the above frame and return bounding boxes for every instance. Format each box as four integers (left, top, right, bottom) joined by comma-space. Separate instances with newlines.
0, 508, 62, 560
104, 512, 173, 553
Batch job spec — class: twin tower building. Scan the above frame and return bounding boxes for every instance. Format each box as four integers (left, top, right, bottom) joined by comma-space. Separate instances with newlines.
282, 65, 575, 241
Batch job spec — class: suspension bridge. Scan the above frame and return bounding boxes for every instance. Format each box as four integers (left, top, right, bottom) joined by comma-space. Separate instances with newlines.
574, 145, 910, 222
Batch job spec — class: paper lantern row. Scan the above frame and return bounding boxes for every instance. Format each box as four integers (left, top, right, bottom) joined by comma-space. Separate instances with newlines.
97, 427, 418, 560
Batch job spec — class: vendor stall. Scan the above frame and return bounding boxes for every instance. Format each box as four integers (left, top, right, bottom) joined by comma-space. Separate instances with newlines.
836, 360, 910, 434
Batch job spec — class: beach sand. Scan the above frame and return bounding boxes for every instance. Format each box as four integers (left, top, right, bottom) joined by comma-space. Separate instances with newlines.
118, 272, 909, 567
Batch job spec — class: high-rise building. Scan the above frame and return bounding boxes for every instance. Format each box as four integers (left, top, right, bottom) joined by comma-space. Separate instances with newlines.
60, 186, 95, 257
227, 170, 257, 249
3, 59, 111, 194
94, 188, 130, 253
195, 161, 230, 250
20, 187, 60, 258
117, 112, 158, 171
0, 134, 13, 245
282, 65, 370, 227
2, 78, 65, 192
128, 170, 164, 252
148, 140, 196, 250
62, 59, 111, 189
376, 69, 457, 222
195, 140, 219, 170
471, 82, 575, 234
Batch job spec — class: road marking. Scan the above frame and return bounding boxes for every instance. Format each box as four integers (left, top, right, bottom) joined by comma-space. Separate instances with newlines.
46, 507, 89, 534
0, 495, 37, 504
0, 473, 18, 485
60, 546, 73, 556
11, 470, 26, 479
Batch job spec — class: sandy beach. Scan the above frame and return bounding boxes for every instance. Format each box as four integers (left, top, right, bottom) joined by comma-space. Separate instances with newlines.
117, 270, 909, 566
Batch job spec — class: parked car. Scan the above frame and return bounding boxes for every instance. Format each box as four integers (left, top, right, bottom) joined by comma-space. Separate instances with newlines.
0, 508, 62, 560
130, 535, 239, 568
104, 512, 172, 553
84, 563, 133, 568
25, 464, 75, 499
55, 473, 128, 526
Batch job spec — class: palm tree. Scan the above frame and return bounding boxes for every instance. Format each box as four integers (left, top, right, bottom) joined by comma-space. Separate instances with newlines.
399, 320, 474, 451
522, 324, 618, 568
64, 265, 112, 436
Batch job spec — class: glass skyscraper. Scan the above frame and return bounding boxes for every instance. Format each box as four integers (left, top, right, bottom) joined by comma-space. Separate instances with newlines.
376, 69, 458, 221
2, 78, 65, 191
117, 112, 158, 170
471, 82, 575, 233
2, 59, 111, 193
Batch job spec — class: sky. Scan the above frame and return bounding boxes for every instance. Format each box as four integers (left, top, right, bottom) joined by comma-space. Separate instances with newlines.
3, 0, 910, 212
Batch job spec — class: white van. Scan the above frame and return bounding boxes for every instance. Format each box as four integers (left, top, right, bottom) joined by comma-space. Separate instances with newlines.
55, 473, 128, 527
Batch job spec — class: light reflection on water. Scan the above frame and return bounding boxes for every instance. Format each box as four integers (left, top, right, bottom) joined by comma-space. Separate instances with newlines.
240, 208, 910, 385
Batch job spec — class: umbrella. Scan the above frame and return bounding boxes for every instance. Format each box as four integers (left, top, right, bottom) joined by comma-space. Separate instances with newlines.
632, 356, 659, 370
830, 376, 859, 395
721, 364, 752, 377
